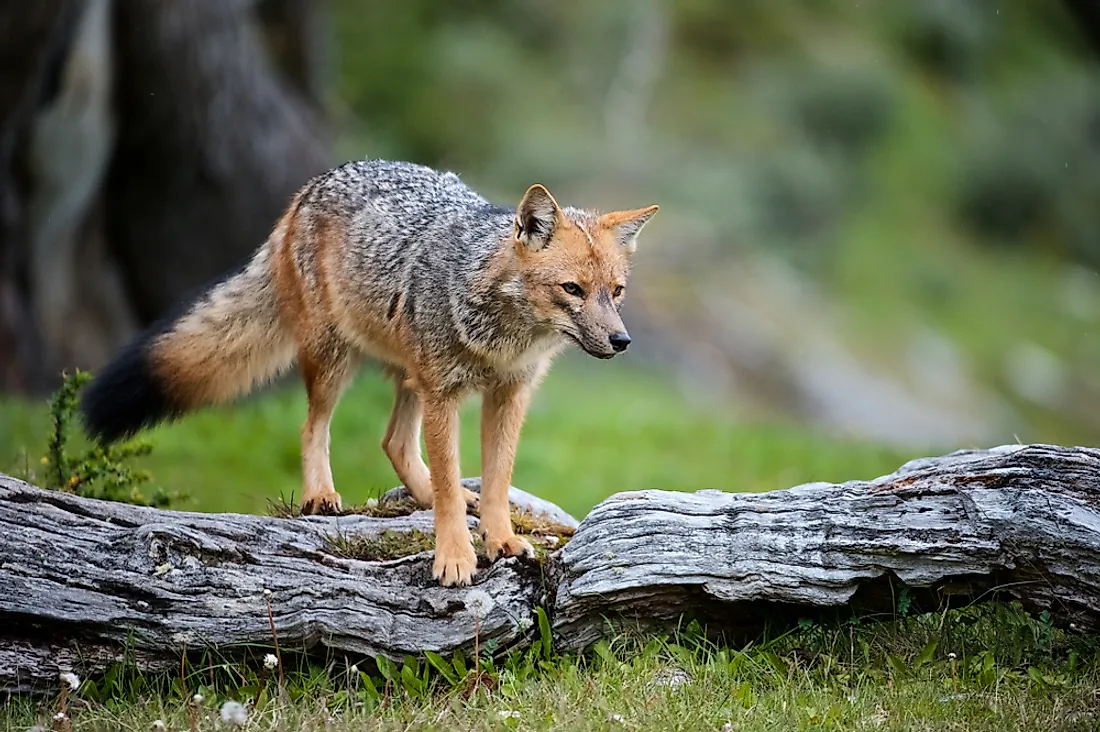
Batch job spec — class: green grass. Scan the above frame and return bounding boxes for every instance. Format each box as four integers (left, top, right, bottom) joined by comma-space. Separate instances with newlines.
6, 604, 1098, 731
5, 4, 1097, 728
0, 357, 912, 519
14, 359, 1081, 732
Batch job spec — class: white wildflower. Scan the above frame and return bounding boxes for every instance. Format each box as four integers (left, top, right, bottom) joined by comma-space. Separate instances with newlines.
516, 616, 534, 632
263, 588, 272, 597
465, 589, 495, 619
264, 653, 279, 670
192, 693, 204, 704
53, 713, 67, 722
499, 710, 521, 719
722, 723, 738, 732
220, 700, 249, 725
59, 671, 80, 690
349, 664, 359, 675
865, 707, 889, 727
608, 713, 625, 723
150, 720, 166, 731
366, 498, 379, 508
948, 652, 957, 660
652, 668, 690, 688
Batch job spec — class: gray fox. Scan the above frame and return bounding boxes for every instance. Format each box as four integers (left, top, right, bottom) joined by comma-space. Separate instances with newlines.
81, 159, 658, 586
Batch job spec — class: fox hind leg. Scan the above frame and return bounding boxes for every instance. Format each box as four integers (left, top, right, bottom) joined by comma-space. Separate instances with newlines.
382, 375, 433, 507
299, 339, 358, 515
383, 371, 479, 511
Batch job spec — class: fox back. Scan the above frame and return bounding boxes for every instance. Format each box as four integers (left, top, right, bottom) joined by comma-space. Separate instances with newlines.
81, 157, 658, 587
283, 160, 658, 391
81, 158, 657, 442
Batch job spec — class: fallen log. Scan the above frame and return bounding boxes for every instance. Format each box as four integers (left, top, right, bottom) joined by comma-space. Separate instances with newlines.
553, 444, 1100, 647
2, 444, 1099, 694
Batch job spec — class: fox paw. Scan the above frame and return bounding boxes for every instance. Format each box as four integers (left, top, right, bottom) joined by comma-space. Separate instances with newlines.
483, 532, 534, 562
433, 536, 478, 587
301, 491, 342, 516
463, 488, 481, 513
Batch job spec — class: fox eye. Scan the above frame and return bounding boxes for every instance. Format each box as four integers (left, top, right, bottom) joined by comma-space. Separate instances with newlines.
613, 285, 625, 298
561, 282, 585, 297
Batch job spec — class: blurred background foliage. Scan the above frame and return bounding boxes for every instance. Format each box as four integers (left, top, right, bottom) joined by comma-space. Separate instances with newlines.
2, 0, 1100, 515
321, 0, 1100, 448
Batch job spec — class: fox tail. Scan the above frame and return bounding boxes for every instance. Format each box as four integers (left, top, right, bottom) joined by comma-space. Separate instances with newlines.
81, 238, 296, 444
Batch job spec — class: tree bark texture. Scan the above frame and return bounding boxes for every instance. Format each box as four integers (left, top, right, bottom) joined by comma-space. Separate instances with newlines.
2, 444, 1099, 694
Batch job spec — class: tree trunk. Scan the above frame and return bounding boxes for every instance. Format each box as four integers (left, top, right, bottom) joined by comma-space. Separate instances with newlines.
106, 0, 330, 323
3, 444, 1100, 694
0, 0, 79, 392
0, 0, 331, 394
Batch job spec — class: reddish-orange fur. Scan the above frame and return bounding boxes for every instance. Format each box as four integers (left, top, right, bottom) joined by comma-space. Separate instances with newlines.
93, 162, 657, 588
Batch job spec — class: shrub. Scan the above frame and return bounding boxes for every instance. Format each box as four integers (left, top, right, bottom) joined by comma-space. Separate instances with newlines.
42, 370, 183, 507
896, 0, 993, 83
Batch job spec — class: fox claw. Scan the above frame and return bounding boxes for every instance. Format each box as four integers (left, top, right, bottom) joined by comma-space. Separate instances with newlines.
484, 532, 534, 562
433, 534, 478, 587
301, 491, 342, 515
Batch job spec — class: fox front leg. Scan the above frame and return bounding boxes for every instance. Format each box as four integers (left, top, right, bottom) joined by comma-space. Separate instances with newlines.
422, 394, 479, 586
478, 379, 536, 562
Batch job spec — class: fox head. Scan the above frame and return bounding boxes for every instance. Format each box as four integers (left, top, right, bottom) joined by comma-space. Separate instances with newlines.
512, 184, 658, 359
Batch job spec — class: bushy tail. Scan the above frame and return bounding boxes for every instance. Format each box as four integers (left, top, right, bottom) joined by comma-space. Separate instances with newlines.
81, 244, 296, 443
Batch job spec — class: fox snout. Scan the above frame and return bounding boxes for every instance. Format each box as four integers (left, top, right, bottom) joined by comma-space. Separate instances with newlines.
577, 328, 630, 359
609, 331, 631, 352
568, 304, 633, 359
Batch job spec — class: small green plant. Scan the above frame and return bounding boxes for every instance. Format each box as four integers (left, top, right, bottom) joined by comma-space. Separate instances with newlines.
896, 584, 913, 617
43, 370, 183, 508
9, 598, 1100, 732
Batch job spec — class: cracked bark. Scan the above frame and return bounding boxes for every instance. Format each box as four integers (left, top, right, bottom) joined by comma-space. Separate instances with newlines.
2, 444, 1099, 694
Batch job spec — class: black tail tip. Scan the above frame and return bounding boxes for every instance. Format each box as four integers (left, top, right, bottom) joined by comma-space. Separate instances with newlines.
80, 338, 179, 444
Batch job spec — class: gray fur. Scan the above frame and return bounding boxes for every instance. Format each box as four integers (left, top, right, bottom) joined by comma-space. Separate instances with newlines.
83, 157, 653, 583
294, 160, 594, 393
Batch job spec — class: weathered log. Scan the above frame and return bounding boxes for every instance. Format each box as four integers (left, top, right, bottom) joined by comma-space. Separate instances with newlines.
552, 444, 1100, 647
0, 479, 562, 694
2, 444, 1099, 695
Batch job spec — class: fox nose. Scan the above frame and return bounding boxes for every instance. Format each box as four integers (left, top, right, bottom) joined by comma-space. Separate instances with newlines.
609, 332, 631, 352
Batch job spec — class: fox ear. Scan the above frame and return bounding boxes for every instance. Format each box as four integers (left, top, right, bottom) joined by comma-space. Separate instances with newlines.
514, 184, 562, 252
599, 205, 659, 254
